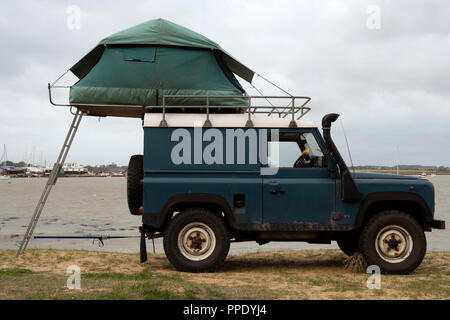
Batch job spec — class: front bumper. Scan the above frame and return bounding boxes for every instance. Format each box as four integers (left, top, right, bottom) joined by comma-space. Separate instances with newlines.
426, 219, 446, 230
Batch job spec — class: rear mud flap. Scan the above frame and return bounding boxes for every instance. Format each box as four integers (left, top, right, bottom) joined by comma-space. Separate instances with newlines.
139, 226, 147, 263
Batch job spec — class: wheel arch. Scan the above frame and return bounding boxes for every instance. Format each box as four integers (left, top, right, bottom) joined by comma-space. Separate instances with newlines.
157, 193, 234, 231
354, 192, 433, 229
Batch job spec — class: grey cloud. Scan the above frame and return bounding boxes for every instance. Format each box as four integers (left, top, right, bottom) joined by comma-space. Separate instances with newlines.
0, 0, 449, 166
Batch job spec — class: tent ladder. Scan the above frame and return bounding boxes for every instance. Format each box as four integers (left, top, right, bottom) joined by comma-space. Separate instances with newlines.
16, 109, 84, 257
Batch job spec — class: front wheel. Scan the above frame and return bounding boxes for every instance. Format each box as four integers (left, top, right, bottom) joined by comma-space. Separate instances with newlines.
359, 210, 426, 274
163, 208, 230, 273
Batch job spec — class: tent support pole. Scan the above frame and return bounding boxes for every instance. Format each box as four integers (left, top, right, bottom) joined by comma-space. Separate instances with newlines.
16, 109, 84, 257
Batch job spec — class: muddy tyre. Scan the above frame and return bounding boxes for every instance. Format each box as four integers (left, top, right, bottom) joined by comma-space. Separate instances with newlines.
337, 237, 359, 256
359, 210, 426, 274
163, 208, 230, 273
127, 155, 143, 215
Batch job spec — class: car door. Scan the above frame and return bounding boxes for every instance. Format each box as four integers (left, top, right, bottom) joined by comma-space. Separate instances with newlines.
262, 129, 335, 224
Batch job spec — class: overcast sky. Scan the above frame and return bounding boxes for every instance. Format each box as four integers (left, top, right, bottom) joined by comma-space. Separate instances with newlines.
0, 0, 449, 167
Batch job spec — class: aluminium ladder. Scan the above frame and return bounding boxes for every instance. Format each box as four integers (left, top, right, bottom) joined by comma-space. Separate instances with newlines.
16, 109, 83, 257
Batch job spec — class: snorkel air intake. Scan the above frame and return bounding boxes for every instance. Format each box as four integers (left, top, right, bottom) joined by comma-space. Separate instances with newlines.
322, 113, 362, 202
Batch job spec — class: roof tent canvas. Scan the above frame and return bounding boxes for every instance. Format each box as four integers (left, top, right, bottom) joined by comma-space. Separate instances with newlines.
68, 19, 255, 118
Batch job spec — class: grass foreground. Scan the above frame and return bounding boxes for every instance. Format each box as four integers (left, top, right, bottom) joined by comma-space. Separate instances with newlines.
1, 249, 449, 300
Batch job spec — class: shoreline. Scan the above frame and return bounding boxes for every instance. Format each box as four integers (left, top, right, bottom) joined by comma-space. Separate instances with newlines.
3, 169, 450, 179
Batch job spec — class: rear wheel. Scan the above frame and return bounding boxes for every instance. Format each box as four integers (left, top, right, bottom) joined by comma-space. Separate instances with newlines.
359, 210, 426, 274
163, 208, 230, 273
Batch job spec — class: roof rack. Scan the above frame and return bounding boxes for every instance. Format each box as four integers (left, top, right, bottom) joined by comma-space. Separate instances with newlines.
48, 85, 311, 127
155, 95, 311, 127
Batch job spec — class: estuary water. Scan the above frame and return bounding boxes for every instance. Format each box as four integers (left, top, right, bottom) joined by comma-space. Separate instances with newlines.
0, 176, 448, 254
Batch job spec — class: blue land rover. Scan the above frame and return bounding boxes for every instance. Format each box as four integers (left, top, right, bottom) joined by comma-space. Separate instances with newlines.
127, 110, 445, 274
33, 18, 444, 273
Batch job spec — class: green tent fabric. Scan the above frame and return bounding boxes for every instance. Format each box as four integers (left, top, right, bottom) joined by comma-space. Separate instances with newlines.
70, 46, 246, 106
69, 18, 253, 117
71, 18, 254, 83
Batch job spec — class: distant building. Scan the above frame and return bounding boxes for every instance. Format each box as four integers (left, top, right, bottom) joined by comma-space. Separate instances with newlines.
61, 162, 88, 175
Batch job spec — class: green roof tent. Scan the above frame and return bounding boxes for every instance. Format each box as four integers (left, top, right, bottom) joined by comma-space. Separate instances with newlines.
69, 18, 255, 118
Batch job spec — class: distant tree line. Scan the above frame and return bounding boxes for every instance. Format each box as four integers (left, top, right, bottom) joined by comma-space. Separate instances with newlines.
353, 165, 449, 171
1, 160, 27, 167
85, 163, 128, 173
3, 160, 450, 172
2, 161, 127, 171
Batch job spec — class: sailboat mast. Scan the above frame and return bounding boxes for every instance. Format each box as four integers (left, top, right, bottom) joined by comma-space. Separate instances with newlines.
396, 146, 399, 175
1, 144, 6, 176
2, 144, 6, 167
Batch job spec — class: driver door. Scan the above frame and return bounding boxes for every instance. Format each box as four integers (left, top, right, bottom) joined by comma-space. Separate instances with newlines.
262, 129, 335, 224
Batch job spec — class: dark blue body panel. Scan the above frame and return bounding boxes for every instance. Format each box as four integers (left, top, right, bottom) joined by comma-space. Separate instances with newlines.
143, 127, 262, 225
262, 169, 334, 224
142, 126, 435, 230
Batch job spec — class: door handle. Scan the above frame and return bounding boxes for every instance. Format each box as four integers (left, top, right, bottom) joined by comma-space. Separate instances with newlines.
269, 189, 285, 195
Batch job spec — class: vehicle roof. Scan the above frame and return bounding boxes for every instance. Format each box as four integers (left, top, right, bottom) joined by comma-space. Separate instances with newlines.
143, 113, 317, 128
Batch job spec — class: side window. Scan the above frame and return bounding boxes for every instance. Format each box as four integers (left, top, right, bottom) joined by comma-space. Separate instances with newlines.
302, 132, 325, 167
268, 141, 300, 167
268, 131, 326, 168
